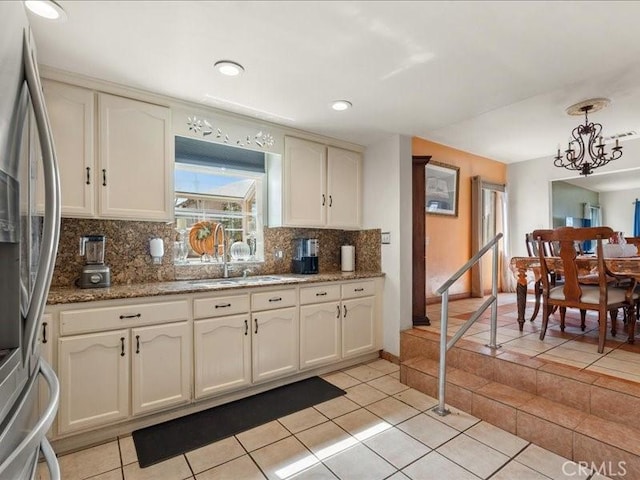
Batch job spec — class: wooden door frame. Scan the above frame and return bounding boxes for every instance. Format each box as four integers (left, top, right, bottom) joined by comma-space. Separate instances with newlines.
412, 155, 431, 326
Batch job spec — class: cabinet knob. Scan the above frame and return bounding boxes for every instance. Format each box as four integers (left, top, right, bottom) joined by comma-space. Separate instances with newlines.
102, 169, 107, 186
322, 194, 325, 206
42, 322, 48, 344
135, 335, 140, 354
343, 305, 347, 318
244, 319, 248, 336
329, 195, 332, 207
254, 318, 258, 334
86, 167, 91, 185
120, 337, 125, 356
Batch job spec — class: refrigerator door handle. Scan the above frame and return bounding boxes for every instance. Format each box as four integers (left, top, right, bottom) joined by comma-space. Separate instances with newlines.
0, 359, 60, 477
21, 28, 61, 363
40, 437, 61, 480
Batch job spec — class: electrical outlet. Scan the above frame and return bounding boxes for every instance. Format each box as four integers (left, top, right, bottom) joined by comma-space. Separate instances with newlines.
381, 232, 391, 244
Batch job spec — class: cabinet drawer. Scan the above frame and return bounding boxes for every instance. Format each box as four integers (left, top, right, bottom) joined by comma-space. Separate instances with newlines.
60, 299, 189, 336
300, 284, 340, 305
251, 289, 297, 311
341, 280, 375, 299
194, 294, 250, 319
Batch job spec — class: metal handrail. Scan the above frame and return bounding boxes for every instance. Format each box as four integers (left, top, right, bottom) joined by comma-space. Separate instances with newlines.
433, 233, 503, 416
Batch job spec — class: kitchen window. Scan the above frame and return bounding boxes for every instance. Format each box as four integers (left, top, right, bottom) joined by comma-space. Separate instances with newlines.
174, 136, 266, 263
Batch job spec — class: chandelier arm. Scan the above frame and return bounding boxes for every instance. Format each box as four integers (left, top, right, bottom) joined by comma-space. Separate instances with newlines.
587, 122, 605, 166
553, 100, 622, 176
568, 125, 585, 166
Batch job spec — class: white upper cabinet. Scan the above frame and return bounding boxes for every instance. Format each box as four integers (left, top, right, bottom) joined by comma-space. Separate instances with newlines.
98, 93, 172, 221
283, 136, 327, 226
327, 146, 361, 228
39, 81, 173, 221
280, 136, 361, 229
38, 80, 95, 216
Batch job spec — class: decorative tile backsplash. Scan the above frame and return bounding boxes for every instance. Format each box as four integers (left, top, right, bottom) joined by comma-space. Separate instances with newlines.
52, 218, 381, 287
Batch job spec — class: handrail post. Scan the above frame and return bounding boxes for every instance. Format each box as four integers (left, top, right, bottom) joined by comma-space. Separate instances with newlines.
486, 241, 501, 350
431, 233, 502, 417
433, 290, 450, 416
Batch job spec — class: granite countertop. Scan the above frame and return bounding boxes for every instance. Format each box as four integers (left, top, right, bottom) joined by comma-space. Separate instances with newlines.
47, 271, 385, 305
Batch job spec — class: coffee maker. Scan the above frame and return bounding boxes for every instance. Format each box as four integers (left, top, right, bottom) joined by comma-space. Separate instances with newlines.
78, 235, 111, 288
292, 238, 318, 274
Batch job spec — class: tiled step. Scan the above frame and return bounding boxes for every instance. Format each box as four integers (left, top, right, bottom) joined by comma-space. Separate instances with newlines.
400, 329, 640, 477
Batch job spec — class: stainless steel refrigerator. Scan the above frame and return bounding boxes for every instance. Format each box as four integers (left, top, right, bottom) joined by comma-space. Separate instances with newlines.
0, 3, 61, 478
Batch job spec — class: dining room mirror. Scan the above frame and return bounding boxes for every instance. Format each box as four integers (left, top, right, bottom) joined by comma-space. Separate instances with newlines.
173, 135, 279, 264
551, 168, 640, 238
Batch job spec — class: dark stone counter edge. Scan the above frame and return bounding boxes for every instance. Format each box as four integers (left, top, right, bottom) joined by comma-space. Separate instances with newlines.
47, 272, 386, 305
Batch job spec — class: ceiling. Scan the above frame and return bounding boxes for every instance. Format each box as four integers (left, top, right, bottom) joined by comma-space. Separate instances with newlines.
27, 1, 640, 165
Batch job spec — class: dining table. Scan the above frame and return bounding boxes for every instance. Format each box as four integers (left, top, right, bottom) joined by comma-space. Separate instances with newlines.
509, 255, 640, 335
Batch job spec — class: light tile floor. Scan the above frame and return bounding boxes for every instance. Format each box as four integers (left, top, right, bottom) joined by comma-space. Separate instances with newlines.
424, 292, 640, 383
39, 356, 612, 480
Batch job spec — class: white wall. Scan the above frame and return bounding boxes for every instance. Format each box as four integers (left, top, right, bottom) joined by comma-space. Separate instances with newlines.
601, 188, 640, 235
508, 138, 640, 257
362, 134, 413, 357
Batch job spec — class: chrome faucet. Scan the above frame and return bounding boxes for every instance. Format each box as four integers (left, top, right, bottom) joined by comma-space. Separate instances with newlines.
213, 223, 229, 278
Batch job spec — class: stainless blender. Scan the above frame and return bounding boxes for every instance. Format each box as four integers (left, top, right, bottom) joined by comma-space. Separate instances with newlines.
78, 235, 111, 288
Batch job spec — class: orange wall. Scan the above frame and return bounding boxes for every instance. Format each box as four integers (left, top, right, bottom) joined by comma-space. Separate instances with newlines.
412, 137, 506, 300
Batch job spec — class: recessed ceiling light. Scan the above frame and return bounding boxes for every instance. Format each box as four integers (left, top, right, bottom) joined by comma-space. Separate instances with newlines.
331, 100, 352, 111
214, 60, 244, 77
24, 0, 67, 21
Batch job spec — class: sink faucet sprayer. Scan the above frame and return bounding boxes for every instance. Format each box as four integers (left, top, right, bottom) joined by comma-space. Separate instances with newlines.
213, 223, 229, 278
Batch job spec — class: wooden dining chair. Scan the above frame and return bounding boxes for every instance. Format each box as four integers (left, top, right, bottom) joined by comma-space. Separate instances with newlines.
624, 237, 640, 248
525, 233, 543, 322
526, 231, 561, 322
533, 226, 638, 353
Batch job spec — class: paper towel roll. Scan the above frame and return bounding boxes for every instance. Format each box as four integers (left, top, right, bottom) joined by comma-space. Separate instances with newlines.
341, 245, 355, 272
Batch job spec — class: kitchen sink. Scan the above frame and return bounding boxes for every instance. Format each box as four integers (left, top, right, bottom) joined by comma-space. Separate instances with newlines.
188, 275, 302, 287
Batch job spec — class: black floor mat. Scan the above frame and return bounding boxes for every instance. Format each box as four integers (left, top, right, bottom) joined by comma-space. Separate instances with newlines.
132, 376, 346, 468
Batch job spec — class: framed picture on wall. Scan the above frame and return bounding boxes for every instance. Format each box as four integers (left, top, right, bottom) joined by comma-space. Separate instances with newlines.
425, 161, 459, 217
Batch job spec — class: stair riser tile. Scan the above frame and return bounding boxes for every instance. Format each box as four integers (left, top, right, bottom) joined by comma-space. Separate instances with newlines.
400, 334, 440, 362
445, 383, 473, 412
471, 394, 517, 434
537, 371, 591, 413
574, 433, 640, 479
494, 360, 537, 395
516, 411, 573, 460
450, 349, 495, 381
404, 367, 437, 398
590, 386, 640, 431
400, 334, 433, 362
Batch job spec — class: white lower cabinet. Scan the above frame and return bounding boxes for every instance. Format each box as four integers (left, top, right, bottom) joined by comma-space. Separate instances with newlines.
299, 284, 342, 369
194, 314, 251, 398
51, 279, 380, 438
341, 280, 377, 358
131, 322, 191, 415
56, 298, 190, 435
300, 302, 341, 369
58, 330, 130, 434
252, 307, 299, 383
341, 297, 376, 358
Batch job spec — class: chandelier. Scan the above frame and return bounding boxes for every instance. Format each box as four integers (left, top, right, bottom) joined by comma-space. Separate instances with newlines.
554, 98, 623, 176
